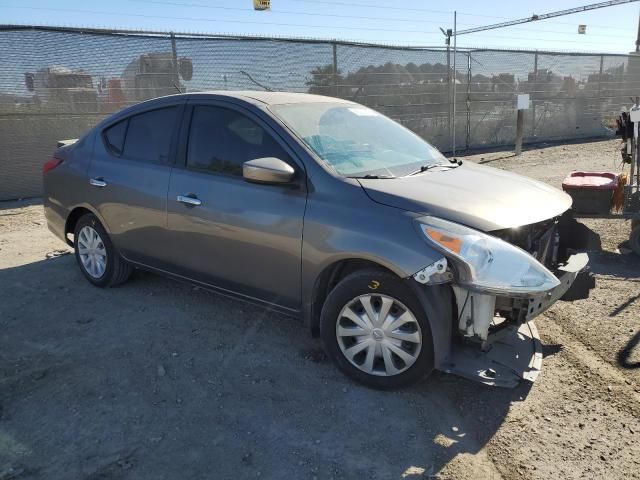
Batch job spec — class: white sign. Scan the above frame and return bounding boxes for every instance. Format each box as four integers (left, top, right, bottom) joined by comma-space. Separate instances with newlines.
517, 94, 530, 110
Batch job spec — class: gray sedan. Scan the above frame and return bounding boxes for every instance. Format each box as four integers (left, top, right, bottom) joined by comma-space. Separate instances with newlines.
43, 91, 591, 389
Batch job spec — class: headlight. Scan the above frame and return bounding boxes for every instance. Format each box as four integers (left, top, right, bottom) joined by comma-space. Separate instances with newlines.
416, 216, 560, 295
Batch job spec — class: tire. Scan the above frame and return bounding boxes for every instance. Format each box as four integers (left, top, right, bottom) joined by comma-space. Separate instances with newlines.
320, 269, 435, 390
73, 213, 132, 287
630, 224, 640, 257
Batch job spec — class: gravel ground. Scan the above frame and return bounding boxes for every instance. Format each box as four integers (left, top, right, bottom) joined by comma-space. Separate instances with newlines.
1, 139, 639, 479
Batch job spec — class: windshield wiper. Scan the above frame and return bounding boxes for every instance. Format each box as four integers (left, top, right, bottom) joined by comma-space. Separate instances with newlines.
406, 162, 459, 176
348, 174, 396, 179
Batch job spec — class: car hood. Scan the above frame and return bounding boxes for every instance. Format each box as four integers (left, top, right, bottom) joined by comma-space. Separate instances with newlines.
357, 162, 572, 231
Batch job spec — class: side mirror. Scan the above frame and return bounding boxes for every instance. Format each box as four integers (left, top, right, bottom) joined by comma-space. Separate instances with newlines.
243, 157, 295, 184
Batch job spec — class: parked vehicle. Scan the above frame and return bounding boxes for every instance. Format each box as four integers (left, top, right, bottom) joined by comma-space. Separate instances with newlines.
43, 92, 593, 389
25, 66, 97, 113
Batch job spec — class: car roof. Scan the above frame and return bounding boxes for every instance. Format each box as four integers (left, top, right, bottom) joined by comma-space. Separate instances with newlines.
180, 90, 355, 106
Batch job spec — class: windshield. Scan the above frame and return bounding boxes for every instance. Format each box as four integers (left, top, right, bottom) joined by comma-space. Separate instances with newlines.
269, 102, 446, 177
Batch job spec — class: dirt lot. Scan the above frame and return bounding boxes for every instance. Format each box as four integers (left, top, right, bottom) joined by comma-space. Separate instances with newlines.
1, 139, 639, 480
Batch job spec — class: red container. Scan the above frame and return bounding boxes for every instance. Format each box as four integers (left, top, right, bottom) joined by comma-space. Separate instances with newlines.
562, 171, 618, 214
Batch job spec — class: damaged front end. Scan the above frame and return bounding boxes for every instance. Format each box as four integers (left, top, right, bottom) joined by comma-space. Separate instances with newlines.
413, 214, 594, 387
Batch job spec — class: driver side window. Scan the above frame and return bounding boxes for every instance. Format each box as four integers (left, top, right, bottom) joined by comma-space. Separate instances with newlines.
186, 105, 290, 176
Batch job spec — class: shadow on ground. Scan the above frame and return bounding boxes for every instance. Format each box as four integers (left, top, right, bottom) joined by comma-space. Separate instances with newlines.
0, 256, 530, 479
618, 331, 640, 370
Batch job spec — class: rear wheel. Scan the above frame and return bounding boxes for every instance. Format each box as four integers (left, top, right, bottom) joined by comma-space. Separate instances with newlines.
320, 269, 434, 390
74, 214, 132, 287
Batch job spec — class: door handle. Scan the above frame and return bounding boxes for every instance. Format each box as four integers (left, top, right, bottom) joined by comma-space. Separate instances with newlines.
177, 195, 202, 206
89, 177, 107, 188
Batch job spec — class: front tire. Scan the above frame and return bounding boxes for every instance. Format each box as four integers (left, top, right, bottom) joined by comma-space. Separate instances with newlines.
320, 269, 434, 390
74, 213, 132, 287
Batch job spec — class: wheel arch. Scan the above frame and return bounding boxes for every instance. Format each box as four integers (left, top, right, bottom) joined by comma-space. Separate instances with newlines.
306, 258, 397, 336
306, 257, 454, 369
64, 205, 109, 246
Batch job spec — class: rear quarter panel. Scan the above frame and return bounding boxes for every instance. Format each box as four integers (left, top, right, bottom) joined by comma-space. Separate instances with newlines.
43, 131, 96, 242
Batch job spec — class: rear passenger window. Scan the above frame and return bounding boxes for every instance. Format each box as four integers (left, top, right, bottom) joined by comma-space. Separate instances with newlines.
104, 120, 127, 156
187, 106, 290, 176
122, 107, 177, 164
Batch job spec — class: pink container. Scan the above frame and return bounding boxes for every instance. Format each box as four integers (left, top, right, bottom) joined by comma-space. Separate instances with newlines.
561, 171, 618, 214
562, 171, 619, 191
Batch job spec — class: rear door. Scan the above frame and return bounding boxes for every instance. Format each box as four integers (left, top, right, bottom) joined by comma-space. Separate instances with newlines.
165, 101, 307, 310
88, 100, 184, 267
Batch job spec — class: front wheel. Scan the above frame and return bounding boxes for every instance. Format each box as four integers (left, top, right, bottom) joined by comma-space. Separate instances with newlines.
320, 269, 434, 390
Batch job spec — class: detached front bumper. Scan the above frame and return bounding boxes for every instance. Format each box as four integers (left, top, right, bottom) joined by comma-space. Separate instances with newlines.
441, 321, 543, 388
438, 253, 591, 388
525, 253, 590, 321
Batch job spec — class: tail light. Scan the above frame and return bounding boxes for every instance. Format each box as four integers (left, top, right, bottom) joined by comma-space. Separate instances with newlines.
43, 158, 63, 174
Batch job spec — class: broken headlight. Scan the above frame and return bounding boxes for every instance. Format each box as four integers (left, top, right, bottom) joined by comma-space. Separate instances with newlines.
416, 216, 560, 296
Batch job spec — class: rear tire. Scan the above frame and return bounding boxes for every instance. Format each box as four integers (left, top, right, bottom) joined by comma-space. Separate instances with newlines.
74, 213, 132, 287
320, 269, 434, 390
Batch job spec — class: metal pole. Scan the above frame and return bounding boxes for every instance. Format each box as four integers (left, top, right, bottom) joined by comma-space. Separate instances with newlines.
515, 109, 524, 155
636, 10, 640, 51
446, 35, 451, 147
332, 42, 339, 97
597, 55, 604, 116
452, 11, 457, 155
532, 52, 538, 137
466, 52, 471, 149
170, 32, 180, 93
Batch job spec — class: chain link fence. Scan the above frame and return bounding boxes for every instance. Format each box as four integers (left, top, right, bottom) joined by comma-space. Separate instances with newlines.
1, 25, 638, 200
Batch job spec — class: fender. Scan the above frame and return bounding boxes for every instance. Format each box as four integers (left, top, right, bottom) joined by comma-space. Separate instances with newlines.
406, 281, 453, 369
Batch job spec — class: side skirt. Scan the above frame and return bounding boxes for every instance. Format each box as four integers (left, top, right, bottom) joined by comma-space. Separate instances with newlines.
126, 260, 301, 319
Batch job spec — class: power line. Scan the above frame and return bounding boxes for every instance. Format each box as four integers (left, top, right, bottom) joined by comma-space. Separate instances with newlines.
2, 4, 636, 49
0, 5, 463, 33
11, 3, 631, 39
456, 0, 640, 36
287, 0, 636, 30
128, 0, 637, 38
130, 0, 451, 25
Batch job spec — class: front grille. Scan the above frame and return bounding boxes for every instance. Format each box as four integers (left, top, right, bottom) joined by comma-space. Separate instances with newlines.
492, 219, 559, 268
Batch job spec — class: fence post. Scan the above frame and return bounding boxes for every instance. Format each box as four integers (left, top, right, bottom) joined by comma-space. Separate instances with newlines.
332, 42, 339, 98
446, 44, 451, 150
532, 51, 538, 138
515, 109, 524, 155
466, 52, 471, 150
597, 55, 604, 116
170, 32, 180, 92
452, 11, 457, 155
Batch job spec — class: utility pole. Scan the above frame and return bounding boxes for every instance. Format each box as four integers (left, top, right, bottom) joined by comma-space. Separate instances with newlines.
441, 27, 452, 151
452, 11, 457, 156
636, 10, 640, 51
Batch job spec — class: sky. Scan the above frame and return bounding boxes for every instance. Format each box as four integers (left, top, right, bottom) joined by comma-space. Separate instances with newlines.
1, 0, 639, 53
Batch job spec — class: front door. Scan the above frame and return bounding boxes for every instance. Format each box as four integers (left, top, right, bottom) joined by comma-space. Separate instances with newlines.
88, 102, 183, 267
166, 102, 307, 310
